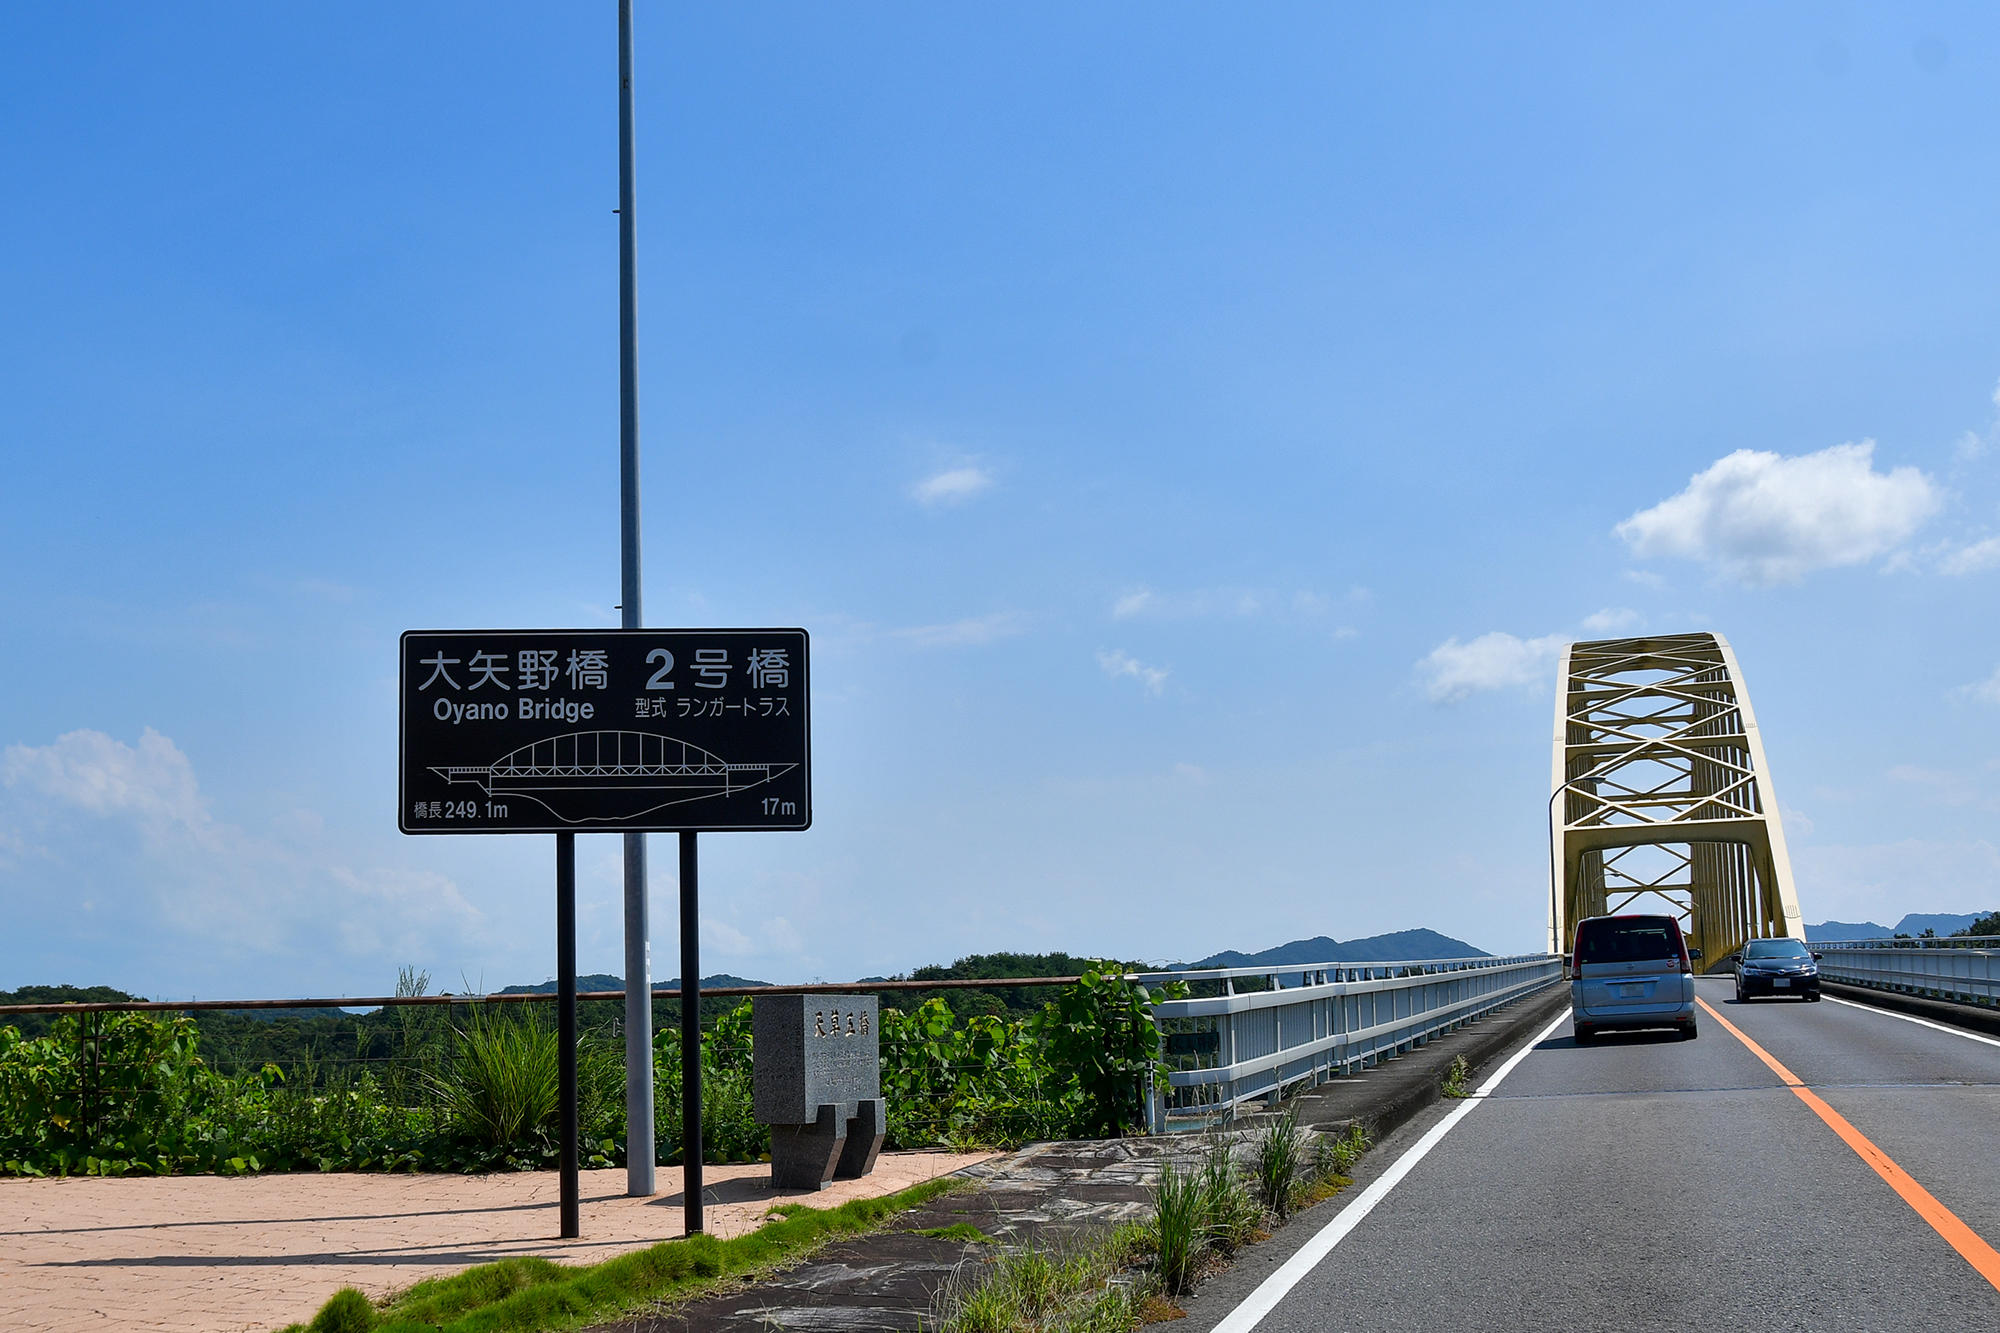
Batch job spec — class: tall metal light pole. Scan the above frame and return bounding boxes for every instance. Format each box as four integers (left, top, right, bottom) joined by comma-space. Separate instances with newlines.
617, 0, 656, 1198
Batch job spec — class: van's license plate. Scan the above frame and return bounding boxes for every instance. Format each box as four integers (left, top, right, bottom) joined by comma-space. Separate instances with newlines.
1774, 978, 1790, 988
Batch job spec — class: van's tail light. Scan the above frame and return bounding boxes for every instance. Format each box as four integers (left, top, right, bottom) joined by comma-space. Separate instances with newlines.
1676, 936, 1694, 975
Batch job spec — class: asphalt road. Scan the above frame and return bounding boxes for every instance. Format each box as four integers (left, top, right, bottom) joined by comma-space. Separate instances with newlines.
1199, 976, 2000, 1332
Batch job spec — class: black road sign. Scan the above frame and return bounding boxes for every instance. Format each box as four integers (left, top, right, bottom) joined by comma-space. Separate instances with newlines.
399, 629, 809, 833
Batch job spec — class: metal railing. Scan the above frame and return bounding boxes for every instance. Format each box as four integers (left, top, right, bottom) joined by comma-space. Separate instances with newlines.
1139, 954, 1563, 1131
0, 976, 1085, 1018
1812, 937, 1999, 1008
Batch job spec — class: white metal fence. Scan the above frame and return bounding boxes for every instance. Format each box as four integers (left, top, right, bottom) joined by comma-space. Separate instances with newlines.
1139, 954, 1562, 1131
1812, 936, 1999, 1008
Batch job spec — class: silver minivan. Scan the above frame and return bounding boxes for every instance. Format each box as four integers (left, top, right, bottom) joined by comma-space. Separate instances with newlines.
1570, 913, 1699, 1043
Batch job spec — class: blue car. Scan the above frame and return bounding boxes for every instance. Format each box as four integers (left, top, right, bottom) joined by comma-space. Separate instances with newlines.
1733, 938, 1822, 1002
1571, 913, 1700, 1043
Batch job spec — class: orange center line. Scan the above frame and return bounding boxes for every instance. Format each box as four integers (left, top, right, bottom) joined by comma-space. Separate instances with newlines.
1696, 996, 2000, 1292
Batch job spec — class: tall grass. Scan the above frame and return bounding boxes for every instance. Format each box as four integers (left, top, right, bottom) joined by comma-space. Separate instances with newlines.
1147, 1138, 1262, 1299
1198, 1136, 1261, 1254
1151, 1159, 1209, 1297
428, 1009, 560, 1147
1250, 1104, 1309, 1220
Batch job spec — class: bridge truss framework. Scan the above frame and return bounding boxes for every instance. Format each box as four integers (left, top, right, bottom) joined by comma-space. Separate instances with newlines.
1549, 632, 1804, 968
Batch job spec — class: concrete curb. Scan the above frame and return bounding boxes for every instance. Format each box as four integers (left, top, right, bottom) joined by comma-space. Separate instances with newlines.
1821, 980, 2000, 1038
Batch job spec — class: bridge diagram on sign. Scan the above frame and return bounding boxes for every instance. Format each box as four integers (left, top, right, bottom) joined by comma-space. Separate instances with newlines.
430, 730, 798, 825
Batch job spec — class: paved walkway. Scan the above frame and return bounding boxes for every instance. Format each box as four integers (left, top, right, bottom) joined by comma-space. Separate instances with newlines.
0, 1152, 992, 1333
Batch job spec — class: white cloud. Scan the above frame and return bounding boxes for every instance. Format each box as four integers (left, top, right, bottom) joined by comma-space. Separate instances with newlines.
1580, 607, 1642, 635
1111, 588, 1156, 619
1954, 377, 2000, 461
910, 465, 993, 508
1418, 632, 1565, 703
3, 728, 210, 836
889, 611, 1029, 648
707, 918, 755, 957
1097, 649, 1169, 696
1614, 441, 1940, 584
1957, 666, 2000, 706
322, 866, 485, 960
1, 727, 489, 983
1107, 586, 1327, 621
1939, 535, 2000, 576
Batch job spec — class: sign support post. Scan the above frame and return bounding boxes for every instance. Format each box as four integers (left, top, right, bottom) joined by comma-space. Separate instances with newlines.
679, 830, 704, 1233
615, 0, 656, 1200
556, 832, 580, 1240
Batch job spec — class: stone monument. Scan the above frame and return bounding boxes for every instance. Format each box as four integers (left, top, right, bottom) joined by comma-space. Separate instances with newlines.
752, 993, 887, 1189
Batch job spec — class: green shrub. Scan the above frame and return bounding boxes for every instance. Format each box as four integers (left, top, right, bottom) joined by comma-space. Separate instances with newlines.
1316, 1121, 1370, 1177
880, 999, 1071, 1149
1029, 963, 1185, 1139
2, 965, 1188, 1179
653, 1000, 766, 1164
306, 1287, 375, 1333
0, 1011, 211, 1174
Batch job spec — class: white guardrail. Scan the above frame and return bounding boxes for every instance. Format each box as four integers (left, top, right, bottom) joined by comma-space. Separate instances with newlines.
1811, 936, 2000, 1008
1137, 954, 1563, 1132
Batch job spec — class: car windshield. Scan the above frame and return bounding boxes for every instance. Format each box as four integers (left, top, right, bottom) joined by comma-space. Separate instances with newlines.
1743, 940, 1811, 959
1576, 920, 1680, 965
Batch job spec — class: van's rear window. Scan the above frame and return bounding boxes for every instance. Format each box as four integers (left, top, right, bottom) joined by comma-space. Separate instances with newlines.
1576, 920, 1680, 965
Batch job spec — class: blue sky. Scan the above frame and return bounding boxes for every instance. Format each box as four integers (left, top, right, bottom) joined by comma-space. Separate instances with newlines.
3, 4, 1997, 1000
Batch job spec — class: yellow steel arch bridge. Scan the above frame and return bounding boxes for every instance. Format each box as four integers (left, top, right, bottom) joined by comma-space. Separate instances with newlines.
1549, 632, 1805, 970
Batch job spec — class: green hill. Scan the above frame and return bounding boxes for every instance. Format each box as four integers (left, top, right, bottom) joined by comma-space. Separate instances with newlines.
1190, 928, 1489, 969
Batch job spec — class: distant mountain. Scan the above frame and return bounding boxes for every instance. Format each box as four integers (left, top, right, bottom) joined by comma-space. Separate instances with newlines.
1894, 913, 1983, 937
1190, 929, 1489, 969
1805, 912, 1986, 942
498, 973, 771, 995
1804, 921, 1890, 942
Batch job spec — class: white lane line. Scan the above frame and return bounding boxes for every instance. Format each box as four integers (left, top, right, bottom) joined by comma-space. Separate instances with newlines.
1207, 1006, 1574, 1333
1824, 995, 2000, 1050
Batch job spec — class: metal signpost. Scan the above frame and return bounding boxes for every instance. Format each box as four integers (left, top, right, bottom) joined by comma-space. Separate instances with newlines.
399, 628, 810, 1237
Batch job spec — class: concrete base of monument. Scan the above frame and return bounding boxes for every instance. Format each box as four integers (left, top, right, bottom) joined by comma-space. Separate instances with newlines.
0, 1150, 994, 1333
768, 1098, 889, 1189
839, 1098, 888, 1179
